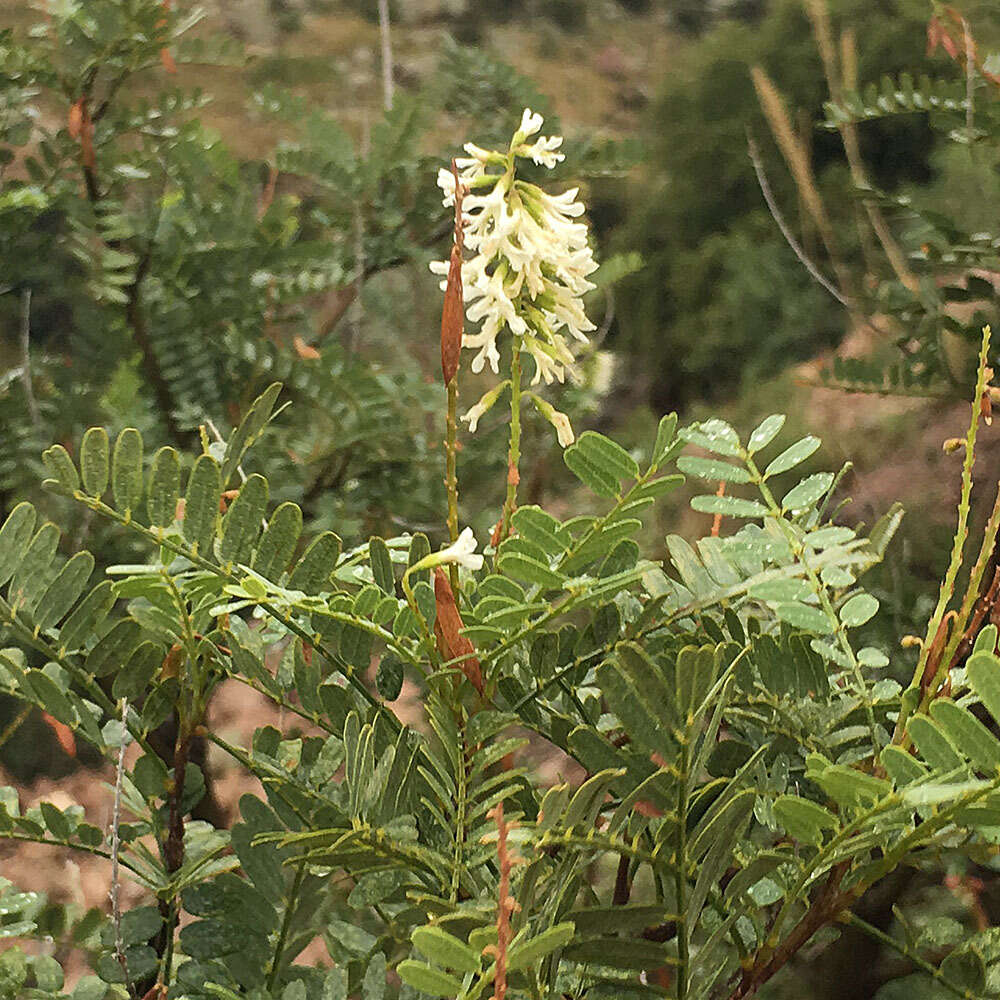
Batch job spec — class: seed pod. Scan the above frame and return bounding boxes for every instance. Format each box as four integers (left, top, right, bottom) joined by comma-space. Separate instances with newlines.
440, 158, 465, 386
67, 98, 84, 140
440, 244, 463, 385
432, 568, 483, 694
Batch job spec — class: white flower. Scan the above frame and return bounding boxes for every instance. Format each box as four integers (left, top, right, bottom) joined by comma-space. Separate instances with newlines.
518, 107, 544, 138
438, 527, 484, 571
430, 108, 597, 386
519, 134, 564, 168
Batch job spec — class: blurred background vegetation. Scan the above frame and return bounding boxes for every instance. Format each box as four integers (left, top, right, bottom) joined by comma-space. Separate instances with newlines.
3, 0, 1000, 994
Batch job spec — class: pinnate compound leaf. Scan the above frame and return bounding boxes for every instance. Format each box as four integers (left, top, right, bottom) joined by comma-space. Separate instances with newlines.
774, 602, 832, 634
929, 699, 1000, 772
564, 441, 619, 498
562, 937, 674, 970
680, 419, 742, 458
35, 551, 94, 630
782, 473, 833, 512
222, 382, 282, 485
652, 412, 679, 467
113, 641, 165, 700
507, 923, 576, 972
839, 593, 879, 628
497, 552, 564, 589
58, 580, 115, 652
690, 495, 769, 518
369, 537, 395, 595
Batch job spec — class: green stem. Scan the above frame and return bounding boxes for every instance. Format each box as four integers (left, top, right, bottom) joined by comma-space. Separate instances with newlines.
499, 339, 523, 546
675, 739, 689, 1000
267, 858, 308, 991
158, 898, 177, 987
450, 742, 469, 904
744, 453, 879, 749
0, 703, 31, 752
0, 832, 144, 877
896, 326, 992, 744
0, 601, 156, 760
844, 915, 969, 999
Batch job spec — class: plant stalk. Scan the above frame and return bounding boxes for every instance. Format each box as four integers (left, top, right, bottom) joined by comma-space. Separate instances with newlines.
499, 340, 523, 544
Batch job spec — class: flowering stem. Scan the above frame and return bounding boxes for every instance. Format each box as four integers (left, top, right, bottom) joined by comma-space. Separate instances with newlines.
445, 378, 460, 593
499, 339, 523, 545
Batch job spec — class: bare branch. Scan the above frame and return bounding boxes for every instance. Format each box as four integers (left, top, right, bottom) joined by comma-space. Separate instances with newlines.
746, 133, 848, 308
377, 0, 394, 112
19, 289, 40, 429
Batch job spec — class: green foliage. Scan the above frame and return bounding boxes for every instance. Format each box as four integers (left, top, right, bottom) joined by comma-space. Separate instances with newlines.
612, 0, 940, 408
3, 368, 999, 999
5, 4, 1000, 998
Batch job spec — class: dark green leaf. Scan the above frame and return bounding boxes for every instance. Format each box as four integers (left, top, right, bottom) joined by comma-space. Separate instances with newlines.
219, 474, 268, 567
42, 445, 79, 492
147, 447, 181, 528
0, 503, 36, 587
35, 551, 94, 631
369, 537, 394, 595
396, 960, 462, 997
183, 455, 222, 557
253, 502, 302, 581
288, 531, 342, 594
112, 429, 144, 516
80, 428, 109, 497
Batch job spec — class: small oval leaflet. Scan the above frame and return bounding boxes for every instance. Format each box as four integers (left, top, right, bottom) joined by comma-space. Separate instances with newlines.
80, 426, 109, 497
747, 413, 786, 454
782, 473, 833, 512
839, 592, 879, 628
764, 435, 820, 478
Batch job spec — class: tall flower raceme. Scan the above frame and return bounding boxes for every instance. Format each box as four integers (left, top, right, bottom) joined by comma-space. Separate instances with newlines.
430, 108, 598, 451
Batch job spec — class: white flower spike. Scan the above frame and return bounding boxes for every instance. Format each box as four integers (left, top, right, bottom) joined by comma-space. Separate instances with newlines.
430, 108, 597, 393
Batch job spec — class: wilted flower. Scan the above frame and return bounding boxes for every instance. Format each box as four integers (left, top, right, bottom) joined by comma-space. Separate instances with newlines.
461, 381, 509, 433
430, 108, 597, 389
529, 393, 575, 449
